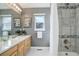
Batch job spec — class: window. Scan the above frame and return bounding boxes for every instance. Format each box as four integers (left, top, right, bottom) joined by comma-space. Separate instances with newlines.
0, 15, 12, 40
2, 16, 11, 31
34, 13, 45, 31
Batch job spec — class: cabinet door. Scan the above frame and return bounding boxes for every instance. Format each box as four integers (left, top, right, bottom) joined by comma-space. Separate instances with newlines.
18, 46, 24, 56
24, 36, 32, 55
24, 40, 28, 55
27, 37, 32, 49
10, 51, 17, 56
18, 41, 25, 56
0, 46, 17, 56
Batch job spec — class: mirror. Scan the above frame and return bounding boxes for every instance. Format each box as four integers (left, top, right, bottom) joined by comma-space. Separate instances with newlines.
0, 3, 21, 41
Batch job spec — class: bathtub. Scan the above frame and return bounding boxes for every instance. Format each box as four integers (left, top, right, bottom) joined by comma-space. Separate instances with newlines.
58, 52, 79, 56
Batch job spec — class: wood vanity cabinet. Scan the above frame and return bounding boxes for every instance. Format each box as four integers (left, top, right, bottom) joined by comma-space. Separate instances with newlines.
0, 36, 32, 56
0, 45, 17, 56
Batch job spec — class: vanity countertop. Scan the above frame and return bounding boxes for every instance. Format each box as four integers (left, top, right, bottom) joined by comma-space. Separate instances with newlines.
0, 35, 31, 54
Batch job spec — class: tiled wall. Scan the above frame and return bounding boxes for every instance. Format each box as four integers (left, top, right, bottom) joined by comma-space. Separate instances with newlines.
75, 7, 79, 54
58, 7, 76, 52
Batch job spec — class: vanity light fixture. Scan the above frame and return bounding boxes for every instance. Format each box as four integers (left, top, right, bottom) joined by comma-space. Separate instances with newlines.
7, 3, 22, 14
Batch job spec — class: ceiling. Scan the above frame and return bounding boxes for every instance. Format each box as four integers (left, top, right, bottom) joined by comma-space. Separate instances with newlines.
19, 3, 50, 8
0, 3, 50, 9
1, 3, 79, 9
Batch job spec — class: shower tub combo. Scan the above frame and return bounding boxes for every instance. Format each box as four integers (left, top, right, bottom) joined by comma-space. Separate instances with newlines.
58, 3, 79, 56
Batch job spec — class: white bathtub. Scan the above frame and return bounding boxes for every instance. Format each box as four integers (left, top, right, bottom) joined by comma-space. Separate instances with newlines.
58, 52, 79, 56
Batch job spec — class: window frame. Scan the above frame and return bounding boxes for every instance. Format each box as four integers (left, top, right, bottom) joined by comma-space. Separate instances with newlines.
34, 13, 45, 31
2, 15, 12, 31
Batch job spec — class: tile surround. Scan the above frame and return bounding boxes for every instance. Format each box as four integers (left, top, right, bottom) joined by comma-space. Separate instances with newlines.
58, 6, 77, 53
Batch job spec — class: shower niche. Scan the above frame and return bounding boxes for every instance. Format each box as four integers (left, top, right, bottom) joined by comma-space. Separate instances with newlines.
58, 3, 79, 56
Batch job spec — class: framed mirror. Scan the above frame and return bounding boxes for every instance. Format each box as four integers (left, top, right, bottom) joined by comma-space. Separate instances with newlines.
23, 17, 32, 28
14, 18, 21, 27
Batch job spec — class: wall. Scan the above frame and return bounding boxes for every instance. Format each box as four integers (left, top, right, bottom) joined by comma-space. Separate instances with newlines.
22, 8, 50, 47
75, 7, 79, 54
58, 4, 77, 52
0, 8, 50, 47
0, 16, 2, 36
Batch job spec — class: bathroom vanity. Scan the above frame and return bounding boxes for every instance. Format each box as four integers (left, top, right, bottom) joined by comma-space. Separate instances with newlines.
0, 35, 32, 56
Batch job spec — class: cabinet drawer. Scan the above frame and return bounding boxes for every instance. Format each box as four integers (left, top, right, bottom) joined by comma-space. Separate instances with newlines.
0, 46, 17, 56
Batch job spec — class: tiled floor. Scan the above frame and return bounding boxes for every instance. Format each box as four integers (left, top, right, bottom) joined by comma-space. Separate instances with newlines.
26, 47, 50, 56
